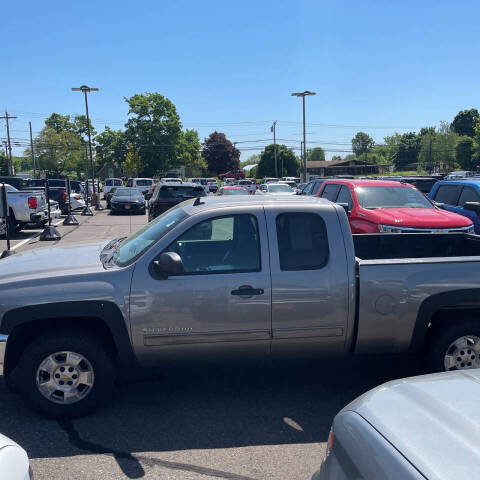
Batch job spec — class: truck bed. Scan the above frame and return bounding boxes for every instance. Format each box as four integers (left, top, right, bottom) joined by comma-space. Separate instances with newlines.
353, 233, 480, 260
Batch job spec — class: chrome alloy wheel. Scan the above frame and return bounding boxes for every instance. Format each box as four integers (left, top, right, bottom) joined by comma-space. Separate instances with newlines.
444, 335, 480, 371
36, 351, 95, 404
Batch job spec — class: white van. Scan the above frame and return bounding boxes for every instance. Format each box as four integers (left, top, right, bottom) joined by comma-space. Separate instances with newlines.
126, 178, 155, 198
103, 178, 123, 198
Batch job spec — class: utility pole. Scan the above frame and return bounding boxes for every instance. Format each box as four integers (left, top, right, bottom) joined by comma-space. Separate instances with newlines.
0, 112, 17, 175
271, 121, 278, 177
29, 121, 36, 178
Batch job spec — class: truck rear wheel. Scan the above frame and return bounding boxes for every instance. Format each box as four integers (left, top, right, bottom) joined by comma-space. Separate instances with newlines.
426, 320, 480, 372
16, 329, 116, 418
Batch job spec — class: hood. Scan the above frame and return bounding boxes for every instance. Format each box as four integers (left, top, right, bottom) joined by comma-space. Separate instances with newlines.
365, 207, 472, 228
346, 370, 480, 480
0, 241, 108, 284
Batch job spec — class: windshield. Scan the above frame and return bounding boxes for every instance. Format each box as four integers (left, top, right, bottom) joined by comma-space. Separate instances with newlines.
355, 186, 434, 209
114, 207, 188, 266
136, 179, 153, 186
114, 188, 142, 197
224, 188, 248, 195
159, 186, 204, 198
268, 184, 293, 193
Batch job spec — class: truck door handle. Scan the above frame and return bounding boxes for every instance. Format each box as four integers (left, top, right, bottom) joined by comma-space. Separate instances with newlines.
231, 286, 264, 296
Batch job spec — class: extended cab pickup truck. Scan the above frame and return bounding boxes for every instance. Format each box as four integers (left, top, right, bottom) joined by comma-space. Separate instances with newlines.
0, 184, 48, 232
1, 196, 480, 418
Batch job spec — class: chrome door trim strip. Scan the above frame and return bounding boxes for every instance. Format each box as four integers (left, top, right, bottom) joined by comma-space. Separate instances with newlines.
273, 325, 343, 339
144, 329, 271, 346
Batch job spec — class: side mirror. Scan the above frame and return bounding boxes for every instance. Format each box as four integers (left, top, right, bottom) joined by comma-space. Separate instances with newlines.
338, 203, 351, 216
153, 252, 184, 279
432, 201, 445, 210
464, 202, 480, 214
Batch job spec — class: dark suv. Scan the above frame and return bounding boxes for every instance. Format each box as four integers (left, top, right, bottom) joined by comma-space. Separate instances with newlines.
148, 183, 206, 221
298, 178, 328, 196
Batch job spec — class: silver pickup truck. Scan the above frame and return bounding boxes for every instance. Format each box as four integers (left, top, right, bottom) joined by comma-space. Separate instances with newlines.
1, 196, 480, 418
0, 184, 48, 232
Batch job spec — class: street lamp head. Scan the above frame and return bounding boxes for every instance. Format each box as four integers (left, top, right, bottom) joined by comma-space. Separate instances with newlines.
71, 86, 99, 92
291, 91, 316, 97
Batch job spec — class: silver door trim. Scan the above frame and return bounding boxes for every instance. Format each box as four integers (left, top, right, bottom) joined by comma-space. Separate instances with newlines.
273, 325, 344, 339
144, 329, 271, 346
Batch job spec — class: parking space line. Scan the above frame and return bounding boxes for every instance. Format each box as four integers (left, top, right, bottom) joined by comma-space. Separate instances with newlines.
11, 234, 40, 250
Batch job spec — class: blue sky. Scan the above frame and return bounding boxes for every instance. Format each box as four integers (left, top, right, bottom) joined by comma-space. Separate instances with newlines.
2, 0, 479, 160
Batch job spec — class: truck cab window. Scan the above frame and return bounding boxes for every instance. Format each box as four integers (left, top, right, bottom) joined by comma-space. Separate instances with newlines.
166, 214, 261, 274
276, 213, 329, 270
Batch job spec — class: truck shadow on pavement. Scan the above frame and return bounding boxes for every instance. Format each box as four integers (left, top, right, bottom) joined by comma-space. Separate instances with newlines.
0, 354, 422, 479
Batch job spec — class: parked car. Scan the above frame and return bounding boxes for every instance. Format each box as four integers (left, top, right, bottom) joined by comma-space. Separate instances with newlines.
148, 182, 206, 220
218, 169, 245, 180
428, 179, 480, 233
380, 176, 439, 194
0, 184, 48, 233
24, 179, 70, 214
161, 177, 183, 183
317, 179, 474, 233
445, 170, 476, 180
217, 186, 249, 195
110, 188, 146, 215
319, 370, 480, 479
281, 176, 301, 183
2, 195, 480, 417
187, 178, 209, 193
256, 183, 295, 195
260, 177, 279, 184
126, 178, 155, 198
298, 178, 328, 196
0, 433, 32, 479
206, 178, 218, 193
103, 178, 123, 198
295, 182, 307, 194
0, 176, 27, 190
237, 179, 256, 194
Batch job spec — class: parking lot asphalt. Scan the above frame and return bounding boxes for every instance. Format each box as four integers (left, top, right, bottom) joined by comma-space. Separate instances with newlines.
0, 203, 423, 479
1, 201, 148, 254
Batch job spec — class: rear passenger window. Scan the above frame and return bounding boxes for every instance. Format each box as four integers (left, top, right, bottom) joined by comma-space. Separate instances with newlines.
303, 182, 314, 195
321, 184, 341, 201
276, 213, 329, 270
458, 187, 480, 206
311, 181, 324, 196
336, 186, 354, 210
433, 185, 462, 205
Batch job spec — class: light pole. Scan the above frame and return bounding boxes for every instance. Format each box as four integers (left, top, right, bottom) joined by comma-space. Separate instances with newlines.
271, 121, 277, 177
72, 85, 101, 212
291, 91, 316, 182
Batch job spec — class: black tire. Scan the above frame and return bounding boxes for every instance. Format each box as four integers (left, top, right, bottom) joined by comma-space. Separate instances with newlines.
16, 329, 116, 418
426, 319, 480, 372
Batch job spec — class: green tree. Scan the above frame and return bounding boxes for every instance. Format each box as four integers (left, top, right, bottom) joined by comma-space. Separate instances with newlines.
331, 155, 342, 162
95, 127, 128, 169
123, 144, 143, 177
432, 122, 458, 171
178, 129, 206, 176
352, 132, 374, 158
451, 109, 480, 137
33, 127, 83, 176
307, 146, 326, 162
257, 144, 299, 178
0, 153, 8, 176
456, 136, 476, 170
45, 113, 96, 139
392, 132, 421, 170
124, 92, 183, 175
201, 131, 240, 175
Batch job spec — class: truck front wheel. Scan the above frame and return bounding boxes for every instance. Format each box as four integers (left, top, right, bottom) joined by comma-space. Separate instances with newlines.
15, 329, 116, 418
426, 320, 480, 372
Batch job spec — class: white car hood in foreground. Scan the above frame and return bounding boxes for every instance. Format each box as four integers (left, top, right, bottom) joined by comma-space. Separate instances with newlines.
0, 433, 30, 480
346, 370, 480, 480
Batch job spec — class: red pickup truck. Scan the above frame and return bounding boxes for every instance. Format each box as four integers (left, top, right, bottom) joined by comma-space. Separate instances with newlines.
218, 170, 245, 180
317, 179, 474, 233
